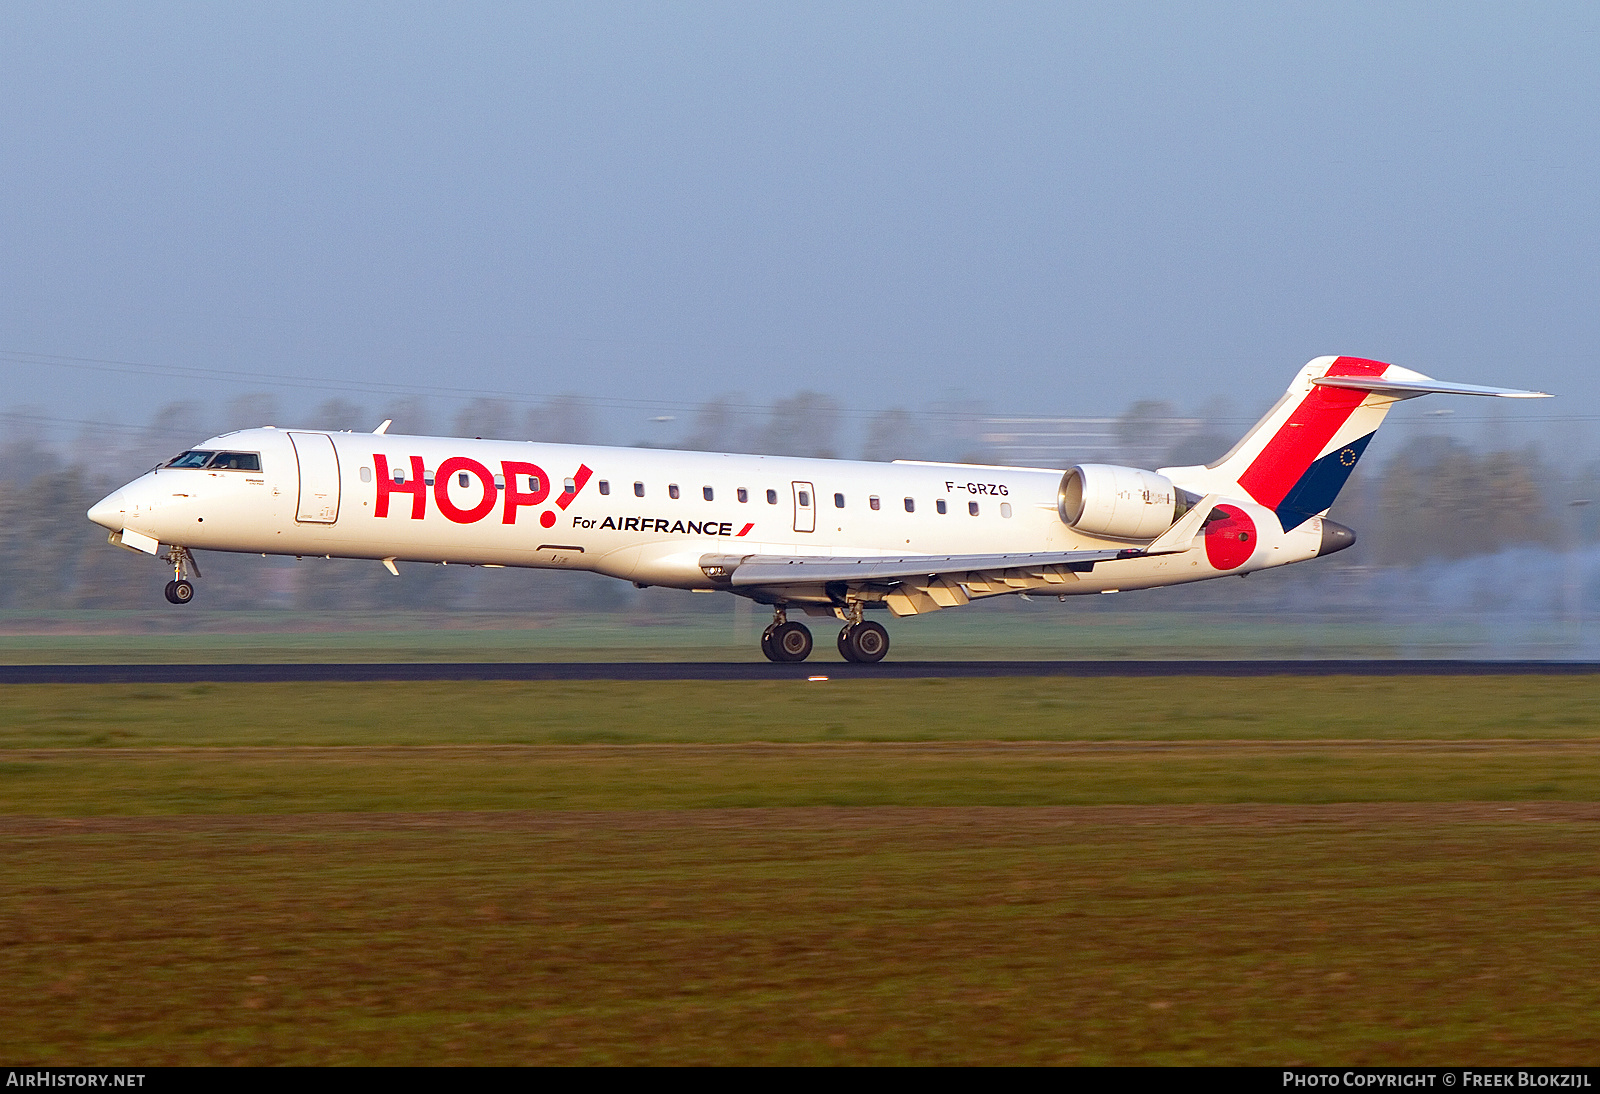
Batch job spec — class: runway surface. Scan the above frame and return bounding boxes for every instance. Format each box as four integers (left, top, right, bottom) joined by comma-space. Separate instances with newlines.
6, 660, 1600, 684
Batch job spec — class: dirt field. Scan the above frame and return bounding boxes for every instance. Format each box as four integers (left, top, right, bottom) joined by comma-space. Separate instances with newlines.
1, 679, 1597, 1064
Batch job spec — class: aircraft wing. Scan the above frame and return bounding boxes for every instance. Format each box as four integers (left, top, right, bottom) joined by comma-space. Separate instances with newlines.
698, 493, 1222, 616
699, 492, 1221, 587
701, 548, 1129, 586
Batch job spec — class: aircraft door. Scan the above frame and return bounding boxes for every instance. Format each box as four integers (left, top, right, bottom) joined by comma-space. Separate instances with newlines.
288, 432, 341, 523
792, 481, 815, 533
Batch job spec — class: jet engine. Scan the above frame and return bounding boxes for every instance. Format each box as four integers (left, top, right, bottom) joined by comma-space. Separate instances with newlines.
1057, 464, 1184, 540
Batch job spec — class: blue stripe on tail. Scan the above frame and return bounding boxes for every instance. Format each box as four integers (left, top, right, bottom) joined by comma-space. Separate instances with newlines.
1273, 432, 1374, 531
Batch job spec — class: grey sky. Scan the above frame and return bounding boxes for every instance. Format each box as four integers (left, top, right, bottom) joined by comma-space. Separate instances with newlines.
2, 2, 1596, 445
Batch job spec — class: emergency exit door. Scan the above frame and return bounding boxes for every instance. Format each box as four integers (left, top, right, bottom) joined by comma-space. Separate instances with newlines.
792, 481, 815, 533
289, 432, 341, 524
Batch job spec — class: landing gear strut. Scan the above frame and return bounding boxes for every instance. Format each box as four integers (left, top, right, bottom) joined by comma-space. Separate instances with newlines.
836, 600, 890, 663
162, 546, 200, 605
760, 606, 814, 662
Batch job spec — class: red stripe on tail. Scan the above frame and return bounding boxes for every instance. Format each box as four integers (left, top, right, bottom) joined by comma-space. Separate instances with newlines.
1235, 357, 1387, 509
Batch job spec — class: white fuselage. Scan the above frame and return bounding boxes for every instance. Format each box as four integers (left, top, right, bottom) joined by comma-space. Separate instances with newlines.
89, 426, 1325, 605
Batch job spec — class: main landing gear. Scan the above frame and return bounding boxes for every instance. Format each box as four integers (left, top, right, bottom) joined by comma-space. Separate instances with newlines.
837, 620, 889, 663
760, 608, 814, 663
758, 605, 891, 664
162, 546, 200, 605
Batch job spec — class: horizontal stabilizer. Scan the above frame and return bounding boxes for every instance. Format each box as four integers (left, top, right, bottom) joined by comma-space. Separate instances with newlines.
1312, 376, 1551, 399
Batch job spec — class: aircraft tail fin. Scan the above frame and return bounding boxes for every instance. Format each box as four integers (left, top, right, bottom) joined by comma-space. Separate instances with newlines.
1159, 356, 1549, 532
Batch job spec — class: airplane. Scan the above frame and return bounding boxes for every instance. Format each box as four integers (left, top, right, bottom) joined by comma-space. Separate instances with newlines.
87, 356, 1549, 663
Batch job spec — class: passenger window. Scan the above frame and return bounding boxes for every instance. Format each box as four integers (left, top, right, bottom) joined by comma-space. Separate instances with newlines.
634, 482, 645, 497
737, 488, 748, 503
360, 467, 372, 483
564, 477, 576, 493
766, 489, 778, 504
703, 486, 714, 501
393, 467, 406, 484
968, 501, 979, 516
669, 484, 680, 500
936, 499, 947, 515
798, 491, 810, 507
869, 496, 880, 511
834, 493, 845, 508
598, 480, 610, 496
494, 475, 504, 491
1001, 502, 1012, 518
458, 472, 470, 488
904, 498, 915, 513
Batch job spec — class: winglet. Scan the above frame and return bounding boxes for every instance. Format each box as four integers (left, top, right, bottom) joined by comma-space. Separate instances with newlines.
374, 420, 392, 435
1143, 494, 1220, 555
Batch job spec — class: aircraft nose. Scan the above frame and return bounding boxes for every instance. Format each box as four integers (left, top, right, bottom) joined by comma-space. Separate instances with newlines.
87, 489, 127, 531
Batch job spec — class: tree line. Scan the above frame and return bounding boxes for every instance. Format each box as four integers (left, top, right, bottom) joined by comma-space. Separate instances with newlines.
0, 394, 1580, 612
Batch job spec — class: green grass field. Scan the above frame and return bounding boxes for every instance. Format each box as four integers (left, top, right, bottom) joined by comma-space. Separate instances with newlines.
0, 607, 1570, 662
3, 676, 1598, 1064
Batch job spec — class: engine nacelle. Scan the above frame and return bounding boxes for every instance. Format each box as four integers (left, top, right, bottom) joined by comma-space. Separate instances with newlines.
1058, 464, 1181, 540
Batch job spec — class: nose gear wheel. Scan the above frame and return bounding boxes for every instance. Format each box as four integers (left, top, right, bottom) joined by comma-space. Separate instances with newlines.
161, 546, 200, 605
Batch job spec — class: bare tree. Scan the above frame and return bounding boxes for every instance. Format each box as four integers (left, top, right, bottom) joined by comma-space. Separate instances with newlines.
860, 408, 919, 462
525, 393, 597, 445
453, 397, 514, 440
1374, 436, 1555, 565
682, 395, 749, 453
755, 391, 841, 458
222, 392, 283, 432
306, 398, 368, 432
378, 396, 433, 437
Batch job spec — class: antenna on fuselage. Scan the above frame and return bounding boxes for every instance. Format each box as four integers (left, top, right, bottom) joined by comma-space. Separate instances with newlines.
373, 420, 392, 435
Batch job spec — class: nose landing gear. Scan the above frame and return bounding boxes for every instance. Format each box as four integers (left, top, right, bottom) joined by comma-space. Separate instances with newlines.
162, 546, 201, 605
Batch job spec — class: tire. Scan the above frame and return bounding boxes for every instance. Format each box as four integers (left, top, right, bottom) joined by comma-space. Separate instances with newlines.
170, 579, 195, 604
770, 621, 813, 662
760, 624, 780, 662
837, 626, 858, 662
163, 580, 179, 604
842, 620, 889, 663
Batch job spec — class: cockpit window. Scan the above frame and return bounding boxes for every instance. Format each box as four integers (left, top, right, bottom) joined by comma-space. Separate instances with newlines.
164, 450, 261, 471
